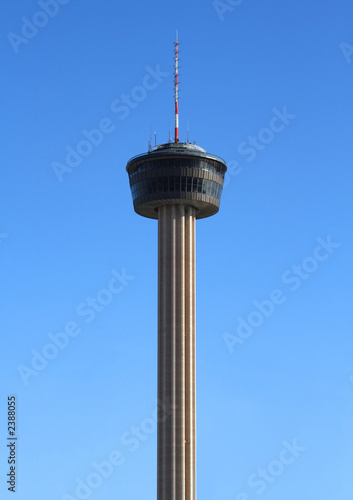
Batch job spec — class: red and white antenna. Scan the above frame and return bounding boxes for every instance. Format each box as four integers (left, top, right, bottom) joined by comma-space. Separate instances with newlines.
174, 30, 180, 143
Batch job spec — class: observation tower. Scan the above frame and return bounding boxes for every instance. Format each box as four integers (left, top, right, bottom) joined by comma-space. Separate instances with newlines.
126, 33, 227, 500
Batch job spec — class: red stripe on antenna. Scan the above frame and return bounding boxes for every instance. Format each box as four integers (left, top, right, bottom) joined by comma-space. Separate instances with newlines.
174, 31, 180, 143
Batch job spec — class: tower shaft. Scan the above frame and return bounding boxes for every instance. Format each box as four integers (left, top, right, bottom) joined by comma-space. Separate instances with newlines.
157, 204, 196, 500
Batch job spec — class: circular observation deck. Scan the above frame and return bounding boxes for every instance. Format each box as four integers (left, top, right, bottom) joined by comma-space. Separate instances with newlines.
126, 142, 227, 219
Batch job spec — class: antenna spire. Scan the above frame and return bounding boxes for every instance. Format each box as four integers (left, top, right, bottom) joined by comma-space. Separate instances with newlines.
174, 30, 180, 143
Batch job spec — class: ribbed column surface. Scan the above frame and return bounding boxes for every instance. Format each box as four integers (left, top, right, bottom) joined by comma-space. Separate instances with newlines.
157, 204, 196, 500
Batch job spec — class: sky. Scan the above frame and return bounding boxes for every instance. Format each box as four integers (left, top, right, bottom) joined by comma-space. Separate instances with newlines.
1, 0, 353, 499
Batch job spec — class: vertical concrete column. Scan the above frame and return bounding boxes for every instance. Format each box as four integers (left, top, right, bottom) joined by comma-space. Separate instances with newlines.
157, 204, 196, 500
184, 205, 196, 500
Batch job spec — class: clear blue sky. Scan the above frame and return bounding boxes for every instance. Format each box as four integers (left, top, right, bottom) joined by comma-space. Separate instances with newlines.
1, 1, 353, 499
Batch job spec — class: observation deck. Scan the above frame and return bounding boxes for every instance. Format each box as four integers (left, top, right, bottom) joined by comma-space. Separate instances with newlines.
126, 142, 227, 219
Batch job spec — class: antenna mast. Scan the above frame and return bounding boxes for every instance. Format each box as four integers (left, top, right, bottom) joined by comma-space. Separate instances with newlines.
148, 123, 152, 151
174, 31, 180, 143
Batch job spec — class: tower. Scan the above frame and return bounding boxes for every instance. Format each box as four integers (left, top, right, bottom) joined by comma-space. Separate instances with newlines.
126, 34, 227, 500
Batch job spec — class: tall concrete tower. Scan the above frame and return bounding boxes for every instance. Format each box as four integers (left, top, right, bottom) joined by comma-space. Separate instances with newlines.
126, 35, 227, 500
